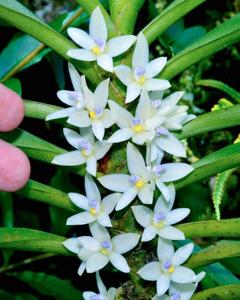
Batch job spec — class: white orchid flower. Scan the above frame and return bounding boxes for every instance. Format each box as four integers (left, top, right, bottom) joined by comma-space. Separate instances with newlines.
114, 32, 171, 103
149, 161, 194, 202
138, 239, 196, 296
83, 272, 117, 300
132, 184, 189, 242
152, 271, 205, 300
46, 63, 84, 121
52, 128, 111, 176
99, 143, 155, 211
67, 174, 120, 227
67, 76, 114, 141
108, 91, 165, 145
67, 7, 136, 72
74, 222, 140, 274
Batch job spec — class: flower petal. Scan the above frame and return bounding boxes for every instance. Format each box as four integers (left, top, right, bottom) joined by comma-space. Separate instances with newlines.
114, 65, 134, 86
63, 128, 81, 149
94, 78, 109, 108
57, 90, 82, 106
86, 156, 97, 176
138, 262, 162, 281
107, 287, 117, 300
46, 107, 75, 121
127, 143, 149, 179
106, 35, 136, 57
67, 212, 96, 225
166, 208, 190, 225
138, 183, 154, 205
155, 184, 176, 209
78, 262, 86, 276
171, 266, 196, 284
100, 109, 115, 128
97, 54, 113, 72
132, 32, 149, 70
85, 173, 101, 202
63, 237, 82, 254
157, 274, 170, 296
89, 222, 110, 242
68, 63, 82, 92
78, 236, 100, 251
132, 205, 153, 227
132, 130, 155, 145
83, 292, 96, 300
67, 28, 94, 49
108, 100, 132, 128
108, 128, 133, 143
159, 163, 194, 182
155, 133, 186, 157
146, 57, 167, 78
52, 151, 85, 166
98, 174, 130, 192
135, 91, 153, 121
68, 193, 89, 210
97, 213, 112, 227
95, 141, 112, 159
126, 82, 141, 103
89, 7, 107, 43
96, 272, 107, 294
115, 188, 138, 211
144, 79, 171, 91
142, 226, 157, 242
157, 238, 174, 261
67, 110, 91, 127
109, 252, 130, 273
111, 233, 140, 254
78, 246, 92, 260
67, 49, 96, 61
86, 252, 109, 273
158, 226, 185, 240
157, 92, 184, 115
92, 119, 105, 141
172, 243, 194, 266
101, 193, 121, 214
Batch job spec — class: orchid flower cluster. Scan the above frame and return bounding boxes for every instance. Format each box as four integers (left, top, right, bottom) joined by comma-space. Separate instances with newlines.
46, 7, 205, 299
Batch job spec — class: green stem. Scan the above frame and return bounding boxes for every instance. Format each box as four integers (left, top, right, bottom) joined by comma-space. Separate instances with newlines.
192, 284, 240, 300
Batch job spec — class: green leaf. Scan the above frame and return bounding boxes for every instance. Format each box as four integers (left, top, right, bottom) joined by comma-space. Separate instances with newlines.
4, 78, 22, 95
160, 13, 240, 80
0, 228, 69, 255
10, 271, 83, 300
0, 290, 38, 300
0, 0, 98, 83
17, 179, 77, 212
192, 284, 240, 300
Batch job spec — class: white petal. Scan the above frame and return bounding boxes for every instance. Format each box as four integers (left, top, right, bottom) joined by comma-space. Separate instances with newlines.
166, 208, 190, 225
132, 32, 149, 70
171, 266, 196, 284
138, 262, 162, 281
135, 91, 153, 121
67, 110, 91, 127
106, 35, 136, 57
63, 128, 81, 149
101, 193, 121, 214
111, 233, 140, 254
132, 205, 153, 227
97, 54, 113, 72
100, 109, 115, 128
66, 212, 96, 225
155, 184, 176, 208
108, 100, 132, 128
92, 120, 105, 141
114, 65, 134, 86
78, 236, 100, 251
78, 247, 92, 260
85, 174, 101, 202
80, 126, 94, 142
68, 63, 82, 92
52, 151, 85, 166
158, 92, 184, 115
89, 7, 107, 42
78, 262, 86, 276
127, 143, 149, 180
155, 133, 186, 157
158, 226, 185, 240
83, 292, 96, 300
152, 295, 168, 300
108, 128, 132, 143
86, 156, 97, 176
67, 49, 96, 61
144, 116, 165, 130
146, 57, 167, 78
46, 107, 75, 121
106, 287, 117, 300
157, 238, 174, 261
86, 252, 109, 273
126, 82, 141, 103
172, 243, 194, 266
95, 141, 112, 159
142, 226, 157, 242
94, 79, 109, 108
154, 196, 171, 215
67, 28, 94, 49
115, 188, 138, 211
63, 237, 82, 254
81, 76, 95, 109
98, 174, 130, 192
155, 180, 171, 202
57, 90, 82, 106
96, 272, 106, 294
109, 252, 130, 273
89, 222, 110, 242
68, 193, 89, 210
159, 163, 194, 182
97, 213, 112, 227
169, 282, 196, 300
144, 79, 171, 91
138, 183, 154, 205
132, 131, 155, 145
157, 274, 170, 296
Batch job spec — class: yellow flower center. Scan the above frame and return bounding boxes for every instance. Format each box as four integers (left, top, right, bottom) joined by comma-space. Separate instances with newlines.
89, 111, 97, 119
100, 248, 109, 255
135, 179, 145, 189
155, 220, 165, 228
92, 46, 101, 55
136, 75, 146, 84
89, 207, 97, 215
133, 124, 144, 132
168, 265, 175, 273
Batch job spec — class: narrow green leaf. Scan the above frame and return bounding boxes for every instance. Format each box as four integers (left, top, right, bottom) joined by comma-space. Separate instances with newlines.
192, 284, 240, 300
24, 100, 61, 121
160, 13, 240, 80
4, 78, 22, 95
11, 271, 83, 300
0, 290, 38, 300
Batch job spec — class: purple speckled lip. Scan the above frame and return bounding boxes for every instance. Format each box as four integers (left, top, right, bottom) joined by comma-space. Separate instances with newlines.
94, 37, 105, 48
170, 292, 181, 300
131, 117, 143, 126
129, 175, 140, 185
156, 127, 169, 136
79, 140, 92, 153
163, 259, 172, 270
135, 66, 146, 77
89, 199, 99, 209
101, 240, 111, 249
154, 212, 166, 223
90, 294, 105, 300
154, 165, 166, 175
